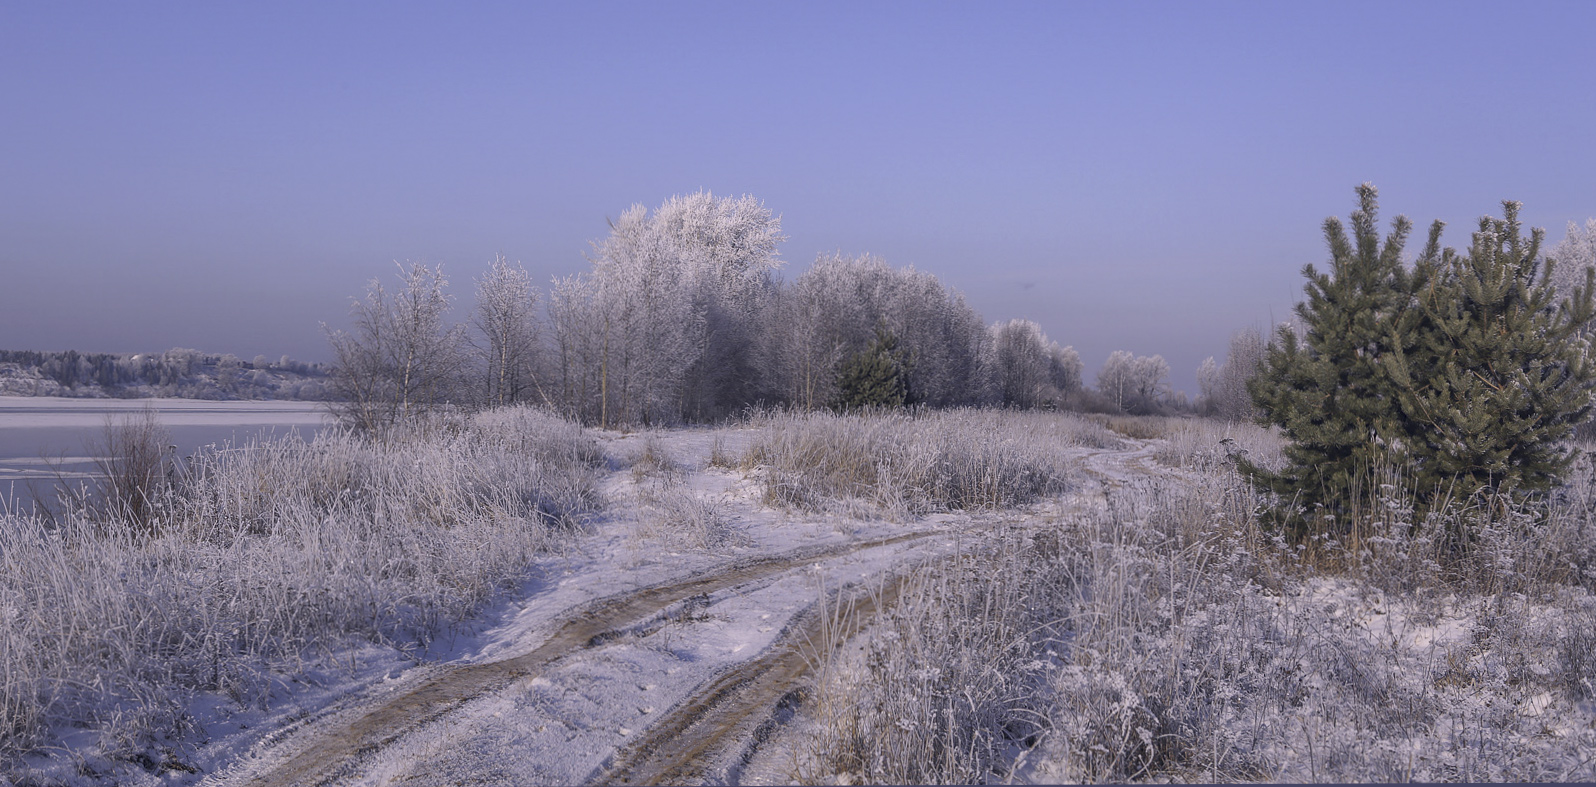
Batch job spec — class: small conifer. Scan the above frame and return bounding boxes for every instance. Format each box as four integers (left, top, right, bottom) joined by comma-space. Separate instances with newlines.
1391, 201, 1596, 509
1244, 184, 1432, 537
1247, 185, 1596, 544
835, 325, 913, 410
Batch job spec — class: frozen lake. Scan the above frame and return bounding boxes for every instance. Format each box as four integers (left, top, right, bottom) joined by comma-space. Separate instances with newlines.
0, 396, 331, 513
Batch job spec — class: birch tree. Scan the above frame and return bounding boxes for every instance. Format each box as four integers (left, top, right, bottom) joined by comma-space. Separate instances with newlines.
1550, 218, 1596, 335
473, 254, 546, 408
1097, 350, 1168, 414
771, 253, 990, 410
990, 319, 1082, 408
325, 262, 465, 432
1197, 327, 1266, 421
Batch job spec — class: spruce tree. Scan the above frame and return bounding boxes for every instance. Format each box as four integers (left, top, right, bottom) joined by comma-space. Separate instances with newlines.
1389, 201, 1596, 509
835, 325, 912, 410
1244, 184, 1437, 537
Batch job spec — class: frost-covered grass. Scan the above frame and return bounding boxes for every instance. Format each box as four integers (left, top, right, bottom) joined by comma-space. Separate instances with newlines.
738, 408, 1110, 515
622, 435, 747, 551
796, 525, 1061, 784
0, 405, 601, 774
798, 458, 1596, 783
1089, 413, 1177, 440
1153, 417, 1287, 473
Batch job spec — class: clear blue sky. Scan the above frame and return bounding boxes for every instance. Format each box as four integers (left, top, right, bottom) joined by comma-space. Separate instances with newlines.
4, 1, 1595, 395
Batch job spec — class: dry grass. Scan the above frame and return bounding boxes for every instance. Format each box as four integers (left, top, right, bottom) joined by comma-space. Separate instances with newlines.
634, 485, 746, 551
0, 405, 602, 774
88, 406, 174, 529
1088, 413, 1179, 440
796, 456, 1596, 783
1153, 417, 1287, 473
795, 528, 1063, 784
738, 408, 1107, 516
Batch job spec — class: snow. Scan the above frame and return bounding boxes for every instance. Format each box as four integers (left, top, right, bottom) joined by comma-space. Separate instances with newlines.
126, 425, 976, 786
10, 417, 1596, 784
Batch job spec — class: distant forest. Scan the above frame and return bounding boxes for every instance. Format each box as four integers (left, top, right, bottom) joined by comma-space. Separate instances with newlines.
0, 348, 332, 400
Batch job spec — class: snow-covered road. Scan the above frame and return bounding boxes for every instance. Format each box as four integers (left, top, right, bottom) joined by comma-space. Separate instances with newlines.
195, 428, 1142, 787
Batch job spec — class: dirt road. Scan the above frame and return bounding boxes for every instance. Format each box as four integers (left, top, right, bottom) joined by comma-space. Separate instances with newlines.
208, 430, 1152, 786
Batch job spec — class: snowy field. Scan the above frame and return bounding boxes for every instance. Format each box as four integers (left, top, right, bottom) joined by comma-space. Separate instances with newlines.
3, 408, 1595, 784
0, 396, 328, 512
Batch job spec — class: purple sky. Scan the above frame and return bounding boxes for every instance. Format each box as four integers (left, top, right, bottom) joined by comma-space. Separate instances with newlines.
4, 2, 1595, 395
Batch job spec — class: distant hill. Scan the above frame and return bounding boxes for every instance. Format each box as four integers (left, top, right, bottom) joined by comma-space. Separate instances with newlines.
0, 348, 334, 400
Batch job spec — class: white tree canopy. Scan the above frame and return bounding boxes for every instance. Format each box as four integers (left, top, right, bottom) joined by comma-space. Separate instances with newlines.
1097, 350, 1169, 414
989, 319, 1081, 408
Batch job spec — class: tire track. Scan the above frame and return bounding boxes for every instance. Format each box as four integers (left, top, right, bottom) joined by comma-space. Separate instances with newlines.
583, 445, 1167, 785
235, 530, 941, 787
587, 566, 920, 786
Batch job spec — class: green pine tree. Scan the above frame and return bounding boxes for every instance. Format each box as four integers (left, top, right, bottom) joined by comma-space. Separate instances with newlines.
1248, 185, 1596, 545
1389, 201, 1596, 513
1244, 184, 1438, 538
835, 325, 912, 410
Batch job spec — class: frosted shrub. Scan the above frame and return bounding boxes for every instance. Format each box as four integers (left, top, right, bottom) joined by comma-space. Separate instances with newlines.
636, 486, 744, 551
0, 405, 601, 772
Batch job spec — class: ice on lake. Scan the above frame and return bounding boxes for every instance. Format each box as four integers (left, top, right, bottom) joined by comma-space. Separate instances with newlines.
0, 396, 330, 512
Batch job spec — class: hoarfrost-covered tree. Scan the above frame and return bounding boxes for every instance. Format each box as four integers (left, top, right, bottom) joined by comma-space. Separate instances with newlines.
1197, 327, 1266, 421
549, 191, 784, 427
1549, 218, 1596, 336
473, 254, 546, 408
1097, 350, 1169, 414
325, 262, 466, 432
770, 253, 990, 411
990, 319, 1081, 408
1131, 354, 1171, 410
1097, 350, 1136, 412
650, 192, 786, 419
1049, 344, 1084, 394
601, 205, 704, 426
547, 272, 605, 423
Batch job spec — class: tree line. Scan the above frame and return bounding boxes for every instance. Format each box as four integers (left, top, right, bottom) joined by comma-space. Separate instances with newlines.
325, 191, 1187, 432
0, 348, 331, 400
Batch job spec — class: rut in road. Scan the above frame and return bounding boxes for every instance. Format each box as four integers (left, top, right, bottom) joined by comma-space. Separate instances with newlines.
588, 560, 924, 786
238, 530, 940, 787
